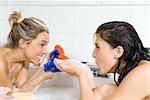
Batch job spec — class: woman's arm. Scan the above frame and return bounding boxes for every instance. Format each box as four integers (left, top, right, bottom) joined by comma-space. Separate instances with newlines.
79, 71, 97, 100
15, 62, 29, 88
17, 63, 52, 91
0, 71, 13, 89
79, 70, 117, 100
0, 62, 13, 89
55, 59, 117, 100
56, 59, 150, 100
55, 59, 99, 100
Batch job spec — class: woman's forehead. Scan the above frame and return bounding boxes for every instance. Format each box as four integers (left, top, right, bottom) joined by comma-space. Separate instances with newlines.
95, 36, 104, 43
36, 32, 49, 40
30, 32, 49, 43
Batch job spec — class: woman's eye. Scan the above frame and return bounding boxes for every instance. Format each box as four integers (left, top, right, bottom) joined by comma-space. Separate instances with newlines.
40, 44, 45, 47
95, 45, 100, 48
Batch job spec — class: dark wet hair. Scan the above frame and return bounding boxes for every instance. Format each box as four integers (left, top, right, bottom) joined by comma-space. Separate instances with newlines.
95, 21, 150, 86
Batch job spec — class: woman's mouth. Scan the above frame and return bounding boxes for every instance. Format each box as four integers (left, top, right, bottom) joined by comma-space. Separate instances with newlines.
95, 62, 100, 69
36, 55, 46, 63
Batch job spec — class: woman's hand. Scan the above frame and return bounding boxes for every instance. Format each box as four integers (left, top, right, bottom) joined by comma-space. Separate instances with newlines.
55, 59, 97, 90
37, 55, 55, 80
37, 64, 55, 81
54, 59, 87, 76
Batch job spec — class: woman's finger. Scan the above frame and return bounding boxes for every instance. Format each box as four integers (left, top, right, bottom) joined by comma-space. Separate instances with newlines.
54, 59, 69, 70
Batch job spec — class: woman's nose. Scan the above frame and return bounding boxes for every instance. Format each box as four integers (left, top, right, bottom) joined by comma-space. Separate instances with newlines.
92, 49, 96, 58
42, 47, 48, 54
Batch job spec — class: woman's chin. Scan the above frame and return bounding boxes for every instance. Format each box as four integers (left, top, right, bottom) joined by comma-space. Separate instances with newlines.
99, 70, 108, 75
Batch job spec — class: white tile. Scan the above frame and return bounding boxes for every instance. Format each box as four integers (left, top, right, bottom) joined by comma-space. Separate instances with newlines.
27, 6, 51, 29
0, 0, 28, 6
74, 6, 100, 34
47, 32, 73, 58
101, 0, 131, 5
72, 34, 95, 62
74, 1, 101, 6
100, 5, 149, 47
28, 0, 50, 6
1, 6, 28, 19
0, 6, 29, 44
129, 6, 149, 39
48, 32, 95, 62
0, 19, 9, 44
130, 0, 150, 4
0, 6, 5, 19
50, 6, 74, 33
27, 0, 50, 6
147, 6, 150, 38
50, 1, 74, 6
101, 6, 131, 23
140, 36, 150, 48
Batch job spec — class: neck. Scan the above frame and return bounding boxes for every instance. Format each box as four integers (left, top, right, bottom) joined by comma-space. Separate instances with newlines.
6, 48, 27, 65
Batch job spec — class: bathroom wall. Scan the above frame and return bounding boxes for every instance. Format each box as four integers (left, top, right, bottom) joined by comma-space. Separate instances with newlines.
0, 0, 150, 63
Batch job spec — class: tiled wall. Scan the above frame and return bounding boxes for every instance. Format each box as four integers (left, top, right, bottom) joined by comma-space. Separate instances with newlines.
0, 0, 150, 62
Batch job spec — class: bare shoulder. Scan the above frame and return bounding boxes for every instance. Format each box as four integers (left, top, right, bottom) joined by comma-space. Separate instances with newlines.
0, 46, 11, 66
0, 46, 11, 57
0, 46, 5, 56
0, 47, 7, 69
136, 60, 150, 83
106, 60, 150, 100
94, 83, 117, 99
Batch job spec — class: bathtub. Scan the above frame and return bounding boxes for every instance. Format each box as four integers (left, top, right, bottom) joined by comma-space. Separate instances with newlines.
29, 65, 114, 100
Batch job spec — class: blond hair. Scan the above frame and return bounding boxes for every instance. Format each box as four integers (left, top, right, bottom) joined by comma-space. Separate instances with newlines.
6, 10, 49, 48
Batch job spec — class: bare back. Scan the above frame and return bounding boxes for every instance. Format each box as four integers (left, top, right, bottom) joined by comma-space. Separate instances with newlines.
95, 60, 150, 100
108, 60, 150, 100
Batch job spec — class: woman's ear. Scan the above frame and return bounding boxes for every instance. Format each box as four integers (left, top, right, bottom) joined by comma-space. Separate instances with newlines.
114, 46, 124, 59
18, 39, 27, 48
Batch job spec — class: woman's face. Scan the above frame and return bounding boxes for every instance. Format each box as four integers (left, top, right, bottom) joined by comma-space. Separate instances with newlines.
24, 31, 49, 65
92, 36, 118, 75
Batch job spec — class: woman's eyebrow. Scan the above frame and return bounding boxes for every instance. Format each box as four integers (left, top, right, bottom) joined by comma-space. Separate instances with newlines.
40, 40, 48, 43
95, 43, 100, 46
